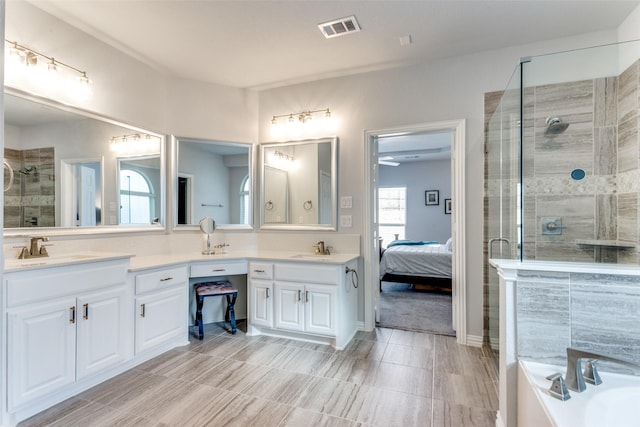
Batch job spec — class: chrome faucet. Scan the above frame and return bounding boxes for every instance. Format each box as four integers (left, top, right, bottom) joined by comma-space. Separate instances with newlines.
565, 347, 639, 392
314, 241, 331, 255
19, 236, 50, 259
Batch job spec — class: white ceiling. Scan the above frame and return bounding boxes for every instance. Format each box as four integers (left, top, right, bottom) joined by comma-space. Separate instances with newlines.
29, 0, 640, 90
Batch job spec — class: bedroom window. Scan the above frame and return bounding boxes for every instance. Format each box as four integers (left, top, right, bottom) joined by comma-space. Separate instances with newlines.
379, 186, 406, 247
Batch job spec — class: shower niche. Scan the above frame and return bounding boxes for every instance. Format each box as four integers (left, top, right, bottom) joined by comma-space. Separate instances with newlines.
4, 147, 55, 228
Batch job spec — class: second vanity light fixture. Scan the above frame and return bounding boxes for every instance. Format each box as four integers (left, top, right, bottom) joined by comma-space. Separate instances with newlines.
5, 39, 92, 99
110, 133, 161, 154
271, 108, 332, 126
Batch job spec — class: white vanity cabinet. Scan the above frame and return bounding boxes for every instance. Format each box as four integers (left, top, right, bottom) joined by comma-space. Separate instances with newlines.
133, 265, 189, 355
249, 262, 274, 328
4, 259, 131, 412
248, 259, 358, 349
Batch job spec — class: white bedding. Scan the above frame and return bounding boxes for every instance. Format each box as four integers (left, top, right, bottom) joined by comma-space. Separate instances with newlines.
380, 244, 452, 279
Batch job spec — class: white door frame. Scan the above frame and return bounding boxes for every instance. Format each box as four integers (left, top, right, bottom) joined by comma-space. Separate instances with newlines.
364, 119, 467, 344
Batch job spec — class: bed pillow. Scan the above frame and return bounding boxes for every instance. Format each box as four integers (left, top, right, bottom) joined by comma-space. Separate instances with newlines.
445, 237, 453, 251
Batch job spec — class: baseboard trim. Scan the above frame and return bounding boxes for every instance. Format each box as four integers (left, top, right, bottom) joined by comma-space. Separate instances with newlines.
466, 334, 484, 347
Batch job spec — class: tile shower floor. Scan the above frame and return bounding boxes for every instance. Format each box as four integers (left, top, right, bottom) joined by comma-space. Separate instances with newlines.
19, 322, 498, 427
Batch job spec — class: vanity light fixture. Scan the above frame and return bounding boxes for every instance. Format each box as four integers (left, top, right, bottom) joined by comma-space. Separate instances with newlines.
4, 39, 92, 97
110, 133, 161, 154
271, 108, 332, 126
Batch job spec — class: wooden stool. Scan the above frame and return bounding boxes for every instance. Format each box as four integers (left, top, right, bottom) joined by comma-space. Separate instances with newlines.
194, 280, 238, 339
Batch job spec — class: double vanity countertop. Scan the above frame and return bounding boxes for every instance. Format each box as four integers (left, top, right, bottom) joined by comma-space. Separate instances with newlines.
3, 250, 360, 273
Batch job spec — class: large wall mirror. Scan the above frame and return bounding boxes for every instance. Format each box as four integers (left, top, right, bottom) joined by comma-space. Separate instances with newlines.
260, 137, 338, 230
172, 136, 254, 230
3, 89, 165, 233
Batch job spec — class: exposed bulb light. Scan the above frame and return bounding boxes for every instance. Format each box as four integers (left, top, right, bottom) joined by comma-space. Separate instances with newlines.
271, 108, 332, 126
47, 58, 58, 73
4, 39, 93, 98
110, 132, 161, 154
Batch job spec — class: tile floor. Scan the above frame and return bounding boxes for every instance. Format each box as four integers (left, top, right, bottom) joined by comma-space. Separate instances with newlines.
19, 322, 498, 427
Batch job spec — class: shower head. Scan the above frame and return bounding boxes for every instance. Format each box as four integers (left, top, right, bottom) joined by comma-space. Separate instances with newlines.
18, 166, 37, 175
545, 116, 569, 136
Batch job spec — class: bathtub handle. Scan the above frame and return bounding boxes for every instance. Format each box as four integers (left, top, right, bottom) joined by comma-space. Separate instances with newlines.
545, 373, 571, 401
488, 238, 511, 260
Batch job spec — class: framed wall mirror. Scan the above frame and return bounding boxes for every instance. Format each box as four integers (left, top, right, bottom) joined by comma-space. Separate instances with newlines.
3, 88, 165, 234
172, 136, 254, 230
260, 137, 338, 230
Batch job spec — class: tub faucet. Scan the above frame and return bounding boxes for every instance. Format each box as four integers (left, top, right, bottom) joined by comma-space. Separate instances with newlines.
565, 347, 639, 392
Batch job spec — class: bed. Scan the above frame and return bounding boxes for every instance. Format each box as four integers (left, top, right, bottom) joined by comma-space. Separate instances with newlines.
379, 240, 452, 292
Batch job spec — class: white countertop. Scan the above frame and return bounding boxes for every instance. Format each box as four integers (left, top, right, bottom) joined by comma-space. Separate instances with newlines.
129, 250, 360, 271
3, 251, 134, 272
3, 250, 360, 272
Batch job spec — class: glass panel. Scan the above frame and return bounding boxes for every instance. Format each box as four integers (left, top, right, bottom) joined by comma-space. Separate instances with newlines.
521, 39, 640, 264
485, 62, 522, 369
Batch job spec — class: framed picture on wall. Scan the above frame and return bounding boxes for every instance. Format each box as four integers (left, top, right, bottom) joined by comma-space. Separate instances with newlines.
445, 198, 452, 214
425, 190, 439, 206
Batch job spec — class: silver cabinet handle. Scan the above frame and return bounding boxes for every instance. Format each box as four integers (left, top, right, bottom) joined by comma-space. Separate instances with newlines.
140, 303, 146, 317
212, 268, 226, 272
253, 269, 265, 273
305, 291, 309, 303
70, 306, 76, 324
160, 277, 173, 282
297, 290, 302, 301
83, 303, 89, 320
266, 288, 270, 298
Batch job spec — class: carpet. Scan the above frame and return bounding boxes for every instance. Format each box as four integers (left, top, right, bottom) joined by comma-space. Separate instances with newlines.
377, 281, 456, 336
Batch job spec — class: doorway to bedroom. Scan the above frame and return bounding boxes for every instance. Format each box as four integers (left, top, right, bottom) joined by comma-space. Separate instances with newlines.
363, 119, 466, 342
377, 129, 454, 336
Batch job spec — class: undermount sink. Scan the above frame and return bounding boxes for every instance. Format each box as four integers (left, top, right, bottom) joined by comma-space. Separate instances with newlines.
290, 254, 333, 261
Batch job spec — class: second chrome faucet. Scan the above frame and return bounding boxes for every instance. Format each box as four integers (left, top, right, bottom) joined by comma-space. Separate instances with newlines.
17, 236, 50, 259
565, 347, 639, 392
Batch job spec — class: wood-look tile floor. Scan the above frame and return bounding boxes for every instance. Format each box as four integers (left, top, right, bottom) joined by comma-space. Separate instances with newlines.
19, 322, 498, 427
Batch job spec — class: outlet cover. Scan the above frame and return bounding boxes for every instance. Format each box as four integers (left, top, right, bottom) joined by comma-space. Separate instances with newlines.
340, 215, 352, 227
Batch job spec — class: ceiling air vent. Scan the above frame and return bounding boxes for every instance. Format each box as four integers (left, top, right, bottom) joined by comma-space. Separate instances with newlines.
318, 15, 361, 39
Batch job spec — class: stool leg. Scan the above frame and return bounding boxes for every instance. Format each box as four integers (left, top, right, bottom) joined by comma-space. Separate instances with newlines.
196, 295, 205, 340
226, 293, 237, 334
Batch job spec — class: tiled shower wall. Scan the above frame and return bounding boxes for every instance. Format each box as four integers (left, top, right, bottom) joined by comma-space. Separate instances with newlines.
516, 269, 640, 373
522, 58, 640, 263
3, 147, 55, 228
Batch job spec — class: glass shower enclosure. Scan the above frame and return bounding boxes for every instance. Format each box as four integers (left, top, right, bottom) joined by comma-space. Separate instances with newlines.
485, 39, 640, 369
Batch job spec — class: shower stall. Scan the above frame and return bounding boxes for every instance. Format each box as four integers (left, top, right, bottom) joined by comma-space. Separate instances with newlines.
485, 39, 640, 369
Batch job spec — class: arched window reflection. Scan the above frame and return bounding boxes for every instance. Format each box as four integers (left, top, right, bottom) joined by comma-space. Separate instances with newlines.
120, 169, 155, 224
240, 174, 250, 225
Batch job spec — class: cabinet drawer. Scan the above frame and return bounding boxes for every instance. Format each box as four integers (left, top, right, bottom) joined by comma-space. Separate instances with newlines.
249, 263, 273, 280
274, 263, 340, 285
135, 266, 189, 295
190, 260, 247, 278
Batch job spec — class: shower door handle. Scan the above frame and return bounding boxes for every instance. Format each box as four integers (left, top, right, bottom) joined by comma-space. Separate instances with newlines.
488, 238, 511, 260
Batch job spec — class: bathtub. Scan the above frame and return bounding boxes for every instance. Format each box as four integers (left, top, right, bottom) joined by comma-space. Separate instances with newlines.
518, 360, 640, 427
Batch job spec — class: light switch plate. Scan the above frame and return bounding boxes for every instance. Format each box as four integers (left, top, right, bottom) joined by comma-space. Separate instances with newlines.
340, 196, 353, 209
340, 215, 352, 227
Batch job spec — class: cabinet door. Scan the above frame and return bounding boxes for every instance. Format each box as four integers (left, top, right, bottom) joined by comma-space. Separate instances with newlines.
250, 279, 273, 328
7, 298, 76, 410
76, 288, 128, 380
274, 283, 305, 332
305, 285, 337, 336
135, 286, 187, 354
